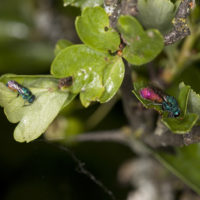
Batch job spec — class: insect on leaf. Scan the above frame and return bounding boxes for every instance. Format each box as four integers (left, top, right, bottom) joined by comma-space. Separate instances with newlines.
0, 75, 76, 142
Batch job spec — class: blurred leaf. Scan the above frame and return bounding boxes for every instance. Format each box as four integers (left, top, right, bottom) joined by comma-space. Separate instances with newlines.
137, 0, 180, 34
64, 0, 74, 6
0, 42, 53, 74
156, 144, 200, 195
45, 116, 84, 141
51, 44, 124, 107
117, 16, 164, 65
76, 7, 120, 52
0, 0, 34, 24
0, 74, 76, 142
0, 20, 30, 41
63, 0, 103, 9
54, 39, 73, 56
190, 5, 200, 24
167, 66, 200, 98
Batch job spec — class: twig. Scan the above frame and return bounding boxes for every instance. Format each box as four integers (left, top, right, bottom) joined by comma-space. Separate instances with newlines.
58, 145, 117, 200
70, 129, 128, 145
120, 60, 156, 133
104, 0, 122, 28
143, 124, 200, 148
120, 0, 138, 17
39, 140, 117, 200
70, 129, 151, 156
164, 0, 192, 45
69, 125, 200, 148
104, 0, 138, 28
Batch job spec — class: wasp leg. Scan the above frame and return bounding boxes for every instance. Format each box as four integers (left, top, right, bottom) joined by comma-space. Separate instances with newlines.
168, 112, 174, 118
146, 103, 162, 106
23, 104, 31, 107
22, 96, 37, 107
23, 102, 31, 107
15, 93, 20, 99
22, 100, 31, 107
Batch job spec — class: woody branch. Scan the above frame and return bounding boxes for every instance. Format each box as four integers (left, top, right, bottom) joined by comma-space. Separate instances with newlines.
75, 0, 197, 148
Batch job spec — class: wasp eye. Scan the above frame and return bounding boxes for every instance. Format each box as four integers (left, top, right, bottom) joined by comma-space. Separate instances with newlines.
174, 111, 180, 117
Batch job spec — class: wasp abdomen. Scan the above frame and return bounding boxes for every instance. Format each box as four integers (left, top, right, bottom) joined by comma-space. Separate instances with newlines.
140, 87, 163, 103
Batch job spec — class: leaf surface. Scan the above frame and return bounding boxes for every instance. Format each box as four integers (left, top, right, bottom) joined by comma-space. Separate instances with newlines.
0, 74, 76, 142
54, 39, 73, 56
76, 7, 120, 52
180, 82, 200, 124
137, 0, 180, 33
51, 45, 124, 107
118, 16, 164, 65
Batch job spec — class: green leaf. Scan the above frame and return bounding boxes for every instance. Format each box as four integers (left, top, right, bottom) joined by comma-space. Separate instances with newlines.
162, 113, 198, 134
137, 0, 180, 34
178, 82, 190, 117
75, 7, 120, 52
156, 144, 200, 195
117, 16, 164, 65
14, 90, 67, 143
99, 56, 124, 103
63, 0, 103, 10
51, 44, 124, 107
180, 82, 200, 122
0, 82, 25, 123
0, 74, 76, 142
54, 39, 73, 56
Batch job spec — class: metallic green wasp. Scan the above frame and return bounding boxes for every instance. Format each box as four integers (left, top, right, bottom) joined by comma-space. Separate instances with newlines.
140, 87, 180, 117
6, 80, 35, 103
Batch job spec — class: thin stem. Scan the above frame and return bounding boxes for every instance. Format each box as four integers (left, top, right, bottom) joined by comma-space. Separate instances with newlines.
86, 94, 120, 130
67, 125, 200, 148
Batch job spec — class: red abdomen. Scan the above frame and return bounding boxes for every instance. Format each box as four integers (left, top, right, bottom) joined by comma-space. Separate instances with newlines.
140, 87, 163, 103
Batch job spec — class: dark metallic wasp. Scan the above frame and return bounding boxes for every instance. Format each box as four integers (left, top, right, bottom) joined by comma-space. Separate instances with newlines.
6, 80, 35, 103
140, 87, 180, 117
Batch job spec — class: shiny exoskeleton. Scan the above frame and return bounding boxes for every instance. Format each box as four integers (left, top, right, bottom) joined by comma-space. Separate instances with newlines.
6, 80, 35, 103
140, 87, 180, 117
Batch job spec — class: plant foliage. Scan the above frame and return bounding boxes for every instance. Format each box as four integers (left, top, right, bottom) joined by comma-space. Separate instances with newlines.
0, 5, 198, 144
